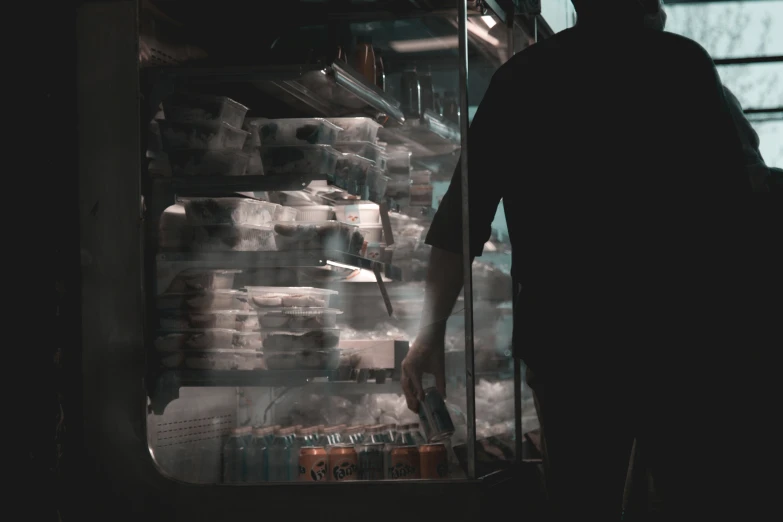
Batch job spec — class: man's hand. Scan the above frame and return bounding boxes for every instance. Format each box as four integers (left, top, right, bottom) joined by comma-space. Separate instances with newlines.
401, 331, 447, 413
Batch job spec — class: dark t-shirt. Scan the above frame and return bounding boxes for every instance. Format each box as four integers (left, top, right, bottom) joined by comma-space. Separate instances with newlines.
426, 24, 751, 374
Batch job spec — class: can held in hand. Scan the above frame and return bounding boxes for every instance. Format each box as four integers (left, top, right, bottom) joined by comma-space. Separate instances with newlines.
419, 443, 448, 479
418, 387, 455, 442
328, 444, 358, 481
387, 445, 420, 479
298, 446, 328, 482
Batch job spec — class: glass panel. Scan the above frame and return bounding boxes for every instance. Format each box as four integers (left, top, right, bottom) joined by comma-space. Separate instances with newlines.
750, 120, 783, 167
143, 2, 473, 484
664, 1, 783, 58
716, 63, 783, 110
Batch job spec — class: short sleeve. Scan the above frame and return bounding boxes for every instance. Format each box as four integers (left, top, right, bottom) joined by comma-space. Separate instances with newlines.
425, 64, 515, 257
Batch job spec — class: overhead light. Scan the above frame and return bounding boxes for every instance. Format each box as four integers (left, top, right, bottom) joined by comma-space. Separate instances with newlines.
389, 36, 459, 53
467, 19, 501, 47
482, 15, 498, 29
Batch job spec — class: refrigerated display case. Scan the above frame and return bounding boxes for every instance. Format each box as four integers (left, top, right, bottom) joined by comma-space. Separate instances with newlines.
77, 1, 552, 519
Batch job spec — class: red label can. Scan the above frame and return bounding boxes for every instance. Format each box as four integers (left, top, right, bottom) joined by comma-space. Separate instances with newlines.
387, 445, 420, 479
419, 443, 448, 479
298, 446, 328, 482
328, 444, 358, 481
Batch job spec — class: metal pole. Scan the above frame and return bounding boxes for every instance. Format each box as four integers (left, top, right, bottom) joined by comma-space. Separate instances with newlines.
457, 0, 476, 480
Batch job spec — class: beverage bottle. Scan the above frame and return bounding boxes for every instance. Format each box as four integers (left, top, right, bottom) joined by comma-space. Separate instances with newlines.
443, 92, 460, 125
222, 428, 247, 484
352, 35, 377, 85
288, 428, 306, 481
267, 428, 293, 482
394, 424, 417, 446
409, 423, 426, 446
419, 66, 434, 116
247, 427, 271, 483
400, 65, 421, 120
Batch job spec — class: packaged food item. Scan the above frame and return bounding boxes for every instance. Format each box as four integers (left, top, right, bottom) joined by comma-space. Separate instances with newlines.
256, 308, 342, 329
260, 145, 339, 177
334, 141, 387, 170
385, 146, 412, 172
184, 348, 263, 371
358, 223, 383, 243
181, 198, 279, 226
245, 286, 338, 308
327, 118, 383, 143
361, 242, 387, 261
261, 328, 341, 352
333, 203, 380, 224
158, 120, 249, 151
366, 168, 390, 203
160, 350, 184, 368
156, 289, 250, 311
164, 269, 241, 293
191, 224, 277, 252
253, 118, 342, 146
163, 94, 249, 128
264, 349, 340, 370
274, 206, 299, 222
168, 149, 250, 177
273, 221, 361, 254
294, 205, 333, 222
154, 328, 262, 351
409, 184, 433, 207
158, 309, 239, 330
331, 153, 376, 194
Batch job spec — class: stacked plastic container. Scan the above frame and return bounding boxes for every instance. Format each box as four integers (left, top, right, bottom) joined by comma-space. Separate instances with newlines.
330, 118, 390, 203
160, 93, 252, 177
245, 286, 345, 372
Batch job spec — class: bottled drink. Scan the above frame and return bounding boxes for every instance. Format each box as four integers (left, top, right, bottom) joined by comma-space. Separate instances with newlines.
288, 428, 306, 481
352, 35, 377, 85
267, 428, 294, 482
222, 428, 247, 484
343, 426, 364, 445
419, 66, 434, 116
443, 92, 460, 125
247, 427, 271, 483
322, 425, 344, 448
409, 423, 426, 446
400, 66, 421, 119
394, 424, 417, 446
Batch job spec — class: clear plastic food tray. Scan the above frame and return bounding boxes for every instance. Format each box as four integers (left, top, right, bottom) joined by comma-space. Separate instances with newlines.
158, 120, 249, 151
272, 220, 361, 254
158, 309, 257, 330
168, 149, 250, 177
334, 141, 387, 170
331, 153, 376, 194
366, 168, 390, 203
156, 289, 250, 311
256, 308, 342, 329
274, 205, 299, 222
163, 93, 248, 128
181, 197, 279, 226
190, 224, 277, 252
328, 118, 383, 142
264, 350, 340, 371
164, 268, 241, 293
245, 286, 338, 309
254, 118, 342, 146
294, 205, 333, 221
154, 328, 262, 351
385, 146, 413, 172
185, 349, 263, 371
260, 144, 340, 177
261, 328, 342, 352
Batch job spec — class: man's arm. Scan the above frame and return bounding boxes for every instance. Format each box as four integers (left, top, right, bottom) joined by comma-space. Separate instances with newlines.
722, 85, 769, 191
419, 247, 464, 337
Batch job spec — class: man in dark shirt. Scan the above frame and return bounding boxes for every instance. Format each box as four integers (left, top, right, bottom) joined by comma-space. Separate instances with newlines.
401, 0, 774, 519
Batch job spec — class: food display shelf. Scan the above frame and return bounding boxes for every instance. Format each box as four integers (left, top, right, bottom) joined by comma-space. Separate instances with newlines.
379, 110, 461, 157
152, 173, 326, 195
156, 250, 402, 281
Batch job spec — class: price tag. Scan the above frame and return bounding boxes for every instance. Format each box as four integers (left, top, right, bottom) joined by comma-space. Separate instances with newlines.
514, 0, 541, 15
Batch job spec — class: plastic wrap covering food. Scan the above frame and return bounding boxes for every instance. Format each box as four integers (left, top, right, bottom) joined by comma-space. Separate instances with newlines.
245, 286, 337, 309
156, 289, 250, 311
167, 149, 250, 177
180, 197, 279, 226
153, 329, 262, 351
251, 118, 342, 146
339, 323, 408, 341
163, 93, 248, 128
158, 120, 249, 151
164, 269, 240, 293
190, 224, 277, 252
273, 221, 362, 254
260, 145, 339, 177
327, 118, 382, 143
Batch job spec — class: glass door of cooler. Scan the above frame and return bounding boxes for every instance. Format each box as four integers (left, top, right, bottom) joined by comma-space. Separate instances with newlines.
137, 0, 540, 487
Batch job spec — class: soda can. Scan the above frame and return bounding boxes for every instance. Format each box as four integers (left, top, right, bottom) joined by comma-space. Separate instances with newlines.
327, 444, 358, 481
298, 446, 328, 482
418, 387, 455, 442
357, 442, 386, 480
387, 445, 420, 479
419, 443, 448, 479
